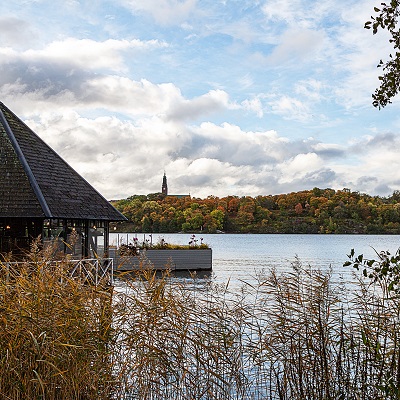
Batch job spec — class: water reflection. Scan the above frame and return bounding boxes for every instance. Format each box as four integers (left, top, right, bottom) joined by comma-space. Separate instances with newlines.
113, 269, 213, 295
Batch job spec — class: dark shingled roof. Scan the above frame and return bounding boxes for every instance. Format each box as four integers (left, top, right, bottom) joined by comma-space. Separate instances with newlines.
0, 102, 126, 221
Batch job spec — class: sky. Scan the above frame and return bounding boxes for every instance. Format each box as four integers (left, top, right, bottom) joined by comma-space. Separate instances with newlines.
1, 0, 399, 200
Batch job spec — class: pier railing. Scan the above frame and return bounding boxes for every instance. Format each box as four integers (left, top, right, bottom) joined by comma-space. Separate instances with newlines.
69, 258, 114, 286
2, 258, 114, 286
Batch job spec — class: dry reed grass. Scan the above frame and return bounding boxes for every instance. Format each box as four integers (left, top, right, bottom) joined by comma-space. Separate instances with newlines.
1, 245, 400, 399
0, 244, 114, 399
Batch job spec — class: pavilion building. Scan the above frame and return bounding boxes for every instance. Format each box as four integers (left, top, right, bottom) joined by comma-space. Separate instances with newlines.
0, 102, 126, 258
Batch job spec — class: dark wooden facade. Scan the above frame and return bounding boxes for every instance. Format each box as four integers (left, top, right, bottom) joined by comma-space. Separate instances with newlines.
0, 102, 126, 258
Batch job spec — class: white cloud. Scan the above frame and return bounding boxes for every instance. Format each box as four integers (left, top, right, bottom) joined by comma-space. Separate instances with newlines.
294, 79, 325, 102
119, 0, 197, 25
25, 111, 185, 198
211, 19, 261, 44
81, 77, 183, 115
0, 17, 37, 46
0, 38, 167, 72
267, 94, 311, 122
311, 142, 343, 155
277, 153, 323, 183
0, 73, 231, 124
1, 0, 400, 200
241, 96, 264, 118
262, 0, 303, 24
261, 0, 338, 30
19, 104, 400, 199
266, 28, 324, 65
166, 89, 231, 121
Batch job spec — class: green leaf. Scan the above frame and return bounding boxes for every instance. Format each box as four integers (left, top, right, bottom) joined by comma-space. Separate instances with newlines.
367, 259, 375, 267
361, 330, 368, 346
343, 261, 352, 267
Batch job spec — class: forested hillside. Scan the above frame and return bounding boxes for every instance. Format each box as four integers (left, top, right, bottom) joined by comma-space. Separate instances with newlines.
111, 188, 400, 234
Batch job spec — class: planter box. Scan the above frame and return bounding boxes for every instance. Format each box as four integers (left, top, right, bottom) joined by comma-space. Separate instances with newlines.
110, 248, 212, 271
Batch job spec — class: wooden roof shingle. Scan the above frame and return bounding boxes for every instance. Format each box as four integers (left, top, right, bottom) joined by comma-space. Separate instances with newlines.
0, 102, 126, 221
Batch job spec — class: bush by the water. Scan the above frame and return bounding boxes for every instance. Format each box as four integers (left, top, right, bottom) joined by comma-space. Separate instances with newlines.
1, 245, 400, 399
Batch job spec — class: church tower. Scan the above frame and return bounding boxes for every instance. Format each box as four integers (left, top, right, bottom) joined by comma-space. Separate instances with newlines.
162, 172, 168, 196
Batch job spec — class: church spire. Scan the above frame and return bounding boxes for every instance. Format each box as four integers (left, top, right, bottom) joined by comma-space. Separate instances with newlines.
162, 172, 168, 196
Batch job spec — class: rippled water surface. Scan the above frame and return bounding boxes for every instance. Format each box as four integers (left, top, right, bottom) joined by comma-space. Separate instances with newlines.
110, 233, 400, 289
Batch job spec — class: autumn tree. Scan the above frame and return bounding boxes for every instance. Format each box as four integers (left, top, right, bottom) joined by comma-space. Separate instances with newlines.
111, 188, 400, 234
209, 209, 225, 231
295, 203, 303, 214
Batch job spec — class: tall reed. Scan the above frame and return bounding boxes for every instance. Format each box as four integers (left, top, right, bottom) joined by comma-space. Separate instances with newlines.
1, 246, 400, 399
0, 245, 114, 399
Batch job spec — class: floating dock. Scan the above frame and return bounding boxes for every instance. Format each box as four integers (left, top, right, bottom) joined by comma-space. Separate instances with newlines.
110, 248, 212, 272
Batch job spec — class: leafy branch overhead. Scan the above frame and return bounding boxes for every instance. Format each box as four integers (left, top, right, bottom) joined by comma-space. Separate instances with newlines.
366, 1, 400, 108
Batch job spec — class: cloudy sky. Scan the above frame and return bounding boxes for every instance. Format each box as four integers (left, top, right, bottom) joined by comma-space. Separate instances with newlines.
1, 0, 399, 199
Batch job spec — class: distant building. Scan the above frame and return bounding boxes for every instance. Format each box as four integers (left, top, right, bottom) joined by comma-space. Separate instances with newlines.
161, 173, 190, 199
162, 172, 168, 195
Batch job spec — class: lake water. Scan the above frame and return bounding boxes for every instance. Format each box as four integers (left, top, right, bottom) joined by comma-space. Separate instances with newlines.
110, 233, 400, 289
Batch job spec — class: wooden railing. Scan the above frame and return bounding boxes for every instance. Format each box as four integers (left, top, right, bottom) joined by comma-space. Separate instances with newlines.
69, 258, 113, 286
2, 258, 114, 286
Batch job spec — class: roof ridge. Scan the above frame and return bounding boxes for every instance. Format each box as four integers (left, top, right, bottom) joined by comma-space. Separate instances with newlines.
1, 104, 127, 220
0, 107, 53, 217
